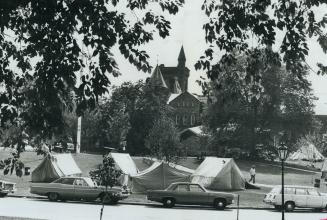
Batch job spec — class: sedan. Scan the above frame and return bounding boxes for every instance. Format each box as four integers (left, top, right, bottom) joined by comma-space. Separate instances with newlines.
30, 177, 129, 204
147, 182, 236, 210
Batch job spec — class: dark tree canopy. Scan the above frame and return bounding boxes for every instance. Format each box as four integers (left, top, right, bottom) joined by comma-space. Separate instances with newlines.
203, 50, 317, 158
196, 0, 327, 83
0, 0, 184, 139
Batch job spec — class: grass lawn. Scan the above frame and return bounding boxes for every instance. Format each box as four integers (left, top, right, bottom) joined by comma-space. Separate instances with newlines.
0, 150, 321, 207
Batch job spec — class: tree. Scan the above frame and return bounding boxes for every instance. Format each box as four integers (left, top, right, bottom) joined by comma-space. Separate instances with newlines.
0, 0, 184, 153
89, 155, 122, 219
203, 50, 317, 158
145, 114, 181, 162
196, 0, 327, 81
95, 99, 130, 150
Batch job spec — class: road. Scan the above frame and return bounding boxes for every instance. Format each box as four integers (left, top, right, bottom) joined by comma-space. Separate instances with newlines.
1, 197, 327, 220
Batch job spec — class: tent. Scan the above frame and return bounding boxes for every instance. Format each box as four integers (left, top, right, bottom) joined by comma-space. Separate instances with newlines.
191, 157, 245, 190
131, 161, 194, 193
108, 153, 139, 186
32, 153, 82, 182
289, 144, 324, 161
321, 160, 327, 179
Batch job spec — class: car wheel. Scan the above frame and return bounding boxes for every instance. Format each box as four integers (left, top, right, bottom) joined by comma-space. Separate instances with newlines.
48, 192, 59, 202
101, 193, 116, 205
163, 198, 175, 208
214, 199, 226, 210
313, 208, 323, 212
0, 192, 8, 198
274, 205, 282, 211
284, 201, 295, 212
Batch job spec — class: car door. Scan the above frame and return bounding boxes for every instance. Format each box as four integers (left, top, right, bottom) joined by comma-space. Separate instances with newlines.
73, 178, 98, 200
173, 184, 190, 204
306, 188, 323, 208
294, 188, 308, 207
58, 178, 75, 199
188, 184, 209, 205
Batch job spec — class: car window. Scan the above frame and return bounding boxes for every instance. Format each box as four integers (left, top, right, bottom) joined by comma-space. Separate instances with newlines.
52, 178, 63, 183
296, 188, 308, 195
74, 179, 88, 186
308, 188, 320, 196
61, 178, 75, 185
284, 188, 295, 194
174, 184, 189, 192
190, 185, 205, 192
270, 187, 281, 194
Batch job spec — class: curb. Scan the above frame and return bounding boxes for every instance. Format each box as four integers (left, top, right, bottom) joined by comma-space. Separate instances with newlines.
7, 194, 273, 210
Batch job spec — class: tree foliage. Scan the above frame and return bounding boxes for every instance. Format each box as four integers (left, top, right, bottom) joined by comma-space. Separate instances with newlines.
0, 0, 184, 146
89, 155, 122, 187
196, 0, 327, 87
145, 114, 181, 162
204, 50, 317, 158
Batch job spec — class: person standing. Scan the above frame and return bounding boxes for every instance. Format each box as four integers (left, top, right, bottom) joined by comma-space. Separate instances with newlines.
249, 165, 256, 183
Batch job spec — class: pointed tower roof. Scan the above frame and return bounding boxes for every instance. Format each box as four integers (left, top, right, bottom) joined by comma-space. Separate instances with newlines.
149, 65, 168, 89
172, 77, 182, 94
178, 46, 186, 62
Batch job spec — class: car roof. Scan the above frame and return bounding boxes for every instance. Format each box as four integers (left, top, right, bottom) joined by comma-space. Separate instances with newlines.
170, 182, 200, 185
273, 185, 315, 189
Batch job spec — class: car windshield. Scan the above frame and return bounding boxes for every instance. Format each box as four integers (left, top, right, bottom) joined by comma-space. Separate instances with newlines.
84, 178, 96, 187
52, 178, 63, 183
270, 187, 281, 194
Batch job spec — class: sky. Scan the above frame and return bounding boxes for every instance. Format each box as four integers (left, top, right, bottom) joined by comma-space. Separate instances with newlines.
109, 1, 327, 115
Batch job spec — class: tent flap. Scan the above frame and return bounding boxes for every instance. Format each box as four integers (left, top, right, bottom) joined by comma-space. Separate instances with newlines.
131, 161, 194, 193
31, 153, 82, 182
191, 157, 245, 190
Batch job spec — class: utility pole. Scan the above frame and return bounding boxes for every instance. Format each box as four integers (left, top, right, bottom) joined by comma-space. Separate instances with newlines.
76, 116, 81, 153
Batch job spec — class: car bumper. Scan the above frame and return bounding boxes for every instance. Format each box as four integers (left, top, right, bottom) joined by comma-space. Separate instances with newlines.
263, 199, 276, 205
119, 193, 129, 200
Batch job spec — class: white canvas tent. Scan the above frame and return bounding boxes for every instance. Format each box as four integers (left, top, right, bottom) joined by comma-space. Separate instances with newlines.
32, 153, 82, 182
289, 144, 324, 161
131, 161, 194, 193
191, 157, 245, 190
109, 152, 139, 186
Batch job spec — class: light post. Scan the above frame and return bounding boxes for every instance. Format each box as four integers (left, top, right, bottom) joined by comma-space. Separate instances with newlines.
278, 143, 288, 220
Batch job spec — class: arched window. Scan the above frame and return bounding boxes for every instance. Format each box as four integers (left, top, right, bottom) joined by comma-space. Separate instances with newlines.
183, 115, 188, 125
191, 115, 195, 125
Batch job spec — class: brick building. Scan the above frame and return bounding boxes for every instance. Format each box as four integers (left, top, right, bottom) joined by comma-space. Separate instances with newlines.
149, 46, 206, 129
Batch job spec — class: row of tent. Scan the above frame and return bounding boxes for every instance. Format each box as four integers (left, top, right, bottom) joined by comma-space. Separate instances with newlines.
31, 153, 246, 192
110, 153, 246, 192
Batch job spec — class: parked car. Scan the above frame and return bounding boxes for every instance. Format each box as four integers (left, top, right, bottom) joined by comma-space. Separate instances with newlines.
147, 182, 236, 210
263, 185, 327, 211
0, 180, 16, 197
30, 177, 129, 204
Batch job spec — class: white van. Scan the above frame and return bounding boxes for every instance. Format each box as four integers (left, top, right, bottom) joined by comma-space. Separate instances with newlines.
263, 185, 327, 211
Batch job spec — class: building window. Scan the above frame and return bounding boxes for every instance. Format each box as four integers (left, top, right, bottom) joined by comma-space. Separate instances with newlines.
191, 115, 195, 125
183, 115, 188, 125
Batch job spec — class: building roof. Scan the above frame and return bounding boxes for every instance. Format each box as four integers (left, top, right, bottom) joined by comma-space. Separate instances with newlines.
167, 91, 202, 105
159, 65, 190, 76
172, 77, 182, 94
149, 65, 168, 89
180, 126, 205, 137
167, 93, 180, 104
178, 46, 186, 61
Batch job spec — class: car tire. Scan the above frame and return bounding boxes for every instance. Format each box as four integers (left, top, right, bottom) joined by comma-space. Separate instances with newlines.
101, 193, 117, 205
284, 201, 295, 212
163, 198, 175, 208
0, 192, 8, 198
48, 192, 59, 202
274, 205, 282, 211
214, 199, 226, 210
